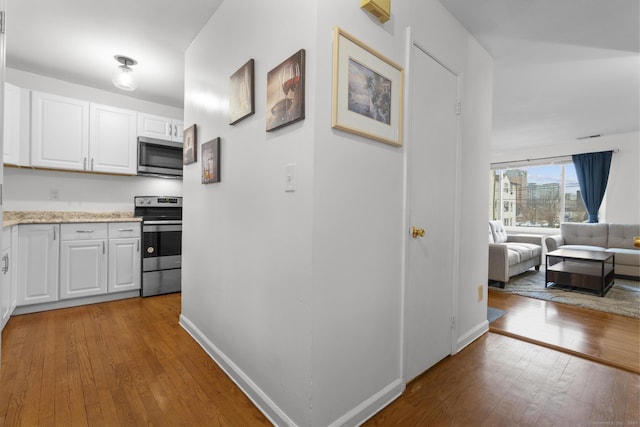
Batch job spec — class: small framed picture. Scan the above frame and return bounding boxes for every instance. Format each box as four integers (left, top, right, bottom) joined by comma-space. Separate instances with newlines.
332, 27, 404, 146
201, 137, 221, 184
183, 124, 197, 165
266, 49, 305, 132
229, 59, 255, 125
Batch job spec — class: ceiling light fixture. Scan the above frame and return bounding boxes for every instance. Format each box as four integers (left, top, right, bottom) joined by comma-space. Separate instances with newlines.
112, 55, 138, 91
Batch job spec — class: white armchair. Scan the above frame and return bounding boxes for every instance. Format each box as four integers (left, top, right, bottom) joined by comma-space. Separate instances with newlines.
488, 220, 543, 288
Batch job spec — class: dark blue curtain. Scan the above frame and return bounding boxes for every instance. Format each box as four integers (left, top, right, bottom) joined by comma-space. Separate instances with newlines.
572, 150, 613, 223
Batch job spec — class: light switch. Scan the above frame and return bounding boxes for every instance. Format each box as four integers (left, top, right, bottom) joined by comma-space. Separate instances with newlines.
285, 163, 296, 192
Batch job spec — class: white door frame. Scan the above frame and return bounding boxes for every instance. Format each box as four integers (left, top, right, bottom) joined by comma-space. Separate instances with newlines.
400, 27, 464, 382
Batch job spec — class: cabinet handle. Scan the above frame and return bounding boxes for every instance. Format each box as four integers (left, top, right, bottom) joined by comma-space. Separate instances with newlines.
103, 241, 105, 254
76, 230, 94, 233
117, 228, 134, 232
1, 254, 8, 274
91, 158, 94, 171
83, 157, 87, 170
167, 123, 172, 136
136, 240, 140, 252
53, 226, 57, 241
174, 124, 178, 137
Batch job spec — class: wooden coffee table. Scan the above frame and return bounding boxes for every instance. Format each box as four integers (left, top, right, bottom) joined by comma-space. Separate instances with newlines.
545, 248, 615, 297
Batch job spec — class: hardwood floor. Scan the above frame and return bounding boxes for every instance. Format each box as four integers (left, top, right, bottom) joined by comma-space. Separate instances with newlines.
1, 292, 638, 426
0, 294, 271, 427
488, 289, 640, 373
365, 332, 639, 426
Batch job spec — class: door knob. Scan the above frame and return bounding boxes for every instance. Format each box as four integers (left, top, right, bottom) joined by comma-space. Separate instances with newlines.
411, 227, 425, 238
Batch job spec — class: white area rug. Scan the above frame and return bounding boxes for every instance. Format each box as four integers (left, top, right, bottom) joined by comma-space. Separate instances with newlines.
490, 268, 640, 319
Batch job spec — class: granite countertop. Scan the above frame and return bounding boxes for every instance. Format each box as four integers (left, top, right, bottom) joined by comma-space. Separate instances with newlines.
3, 211, 142, 227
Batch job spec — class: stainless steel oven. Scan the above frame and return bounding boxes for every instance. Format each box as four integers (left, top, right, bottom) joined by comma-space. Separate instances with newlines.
134, 196, 182, 297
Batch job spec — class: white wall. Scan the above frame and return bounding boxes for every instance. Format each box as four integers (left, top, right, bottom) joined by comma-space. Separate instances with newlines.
6, 68, 183, 119
4, 168, 181, 212
180, 0, 316, 425
181, 0, 492, 425
3, 69, 184, 212
491, 132, 640, 224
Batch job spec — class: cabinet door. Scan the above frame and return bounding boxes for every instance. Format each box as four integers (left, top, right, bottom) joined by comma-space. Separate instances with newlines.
10, 226, 18, 313
4, 83, 21, 165
1, 245, 10, 329
138, 113, 183, 142
138, 113, 172, 140
108, 238, 141, 293
17, 224, 60, 306
169, 120, 184, 142
60, 239, 107, 299
90, 104, 137, 174
31, 91, 89, 171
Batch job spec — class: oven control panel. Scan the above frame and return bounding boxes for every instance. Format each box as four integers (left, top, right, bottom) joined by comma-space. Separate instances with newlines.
135, 196, 182, 207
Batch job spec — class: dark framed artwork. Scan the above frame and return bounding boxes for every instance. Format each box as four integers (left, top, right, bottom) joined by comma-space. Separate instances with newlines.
332, 27, 404, 146
229, 59, 255, 125
266, 49, 305, 132
201, 137, 221, 184
183, 124, 197, 165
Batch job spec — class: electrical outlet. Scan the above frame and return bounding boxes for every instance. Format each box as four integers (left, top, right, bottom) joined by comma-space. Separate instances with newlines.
477, 284, 483, 301
50, 189, 60, 201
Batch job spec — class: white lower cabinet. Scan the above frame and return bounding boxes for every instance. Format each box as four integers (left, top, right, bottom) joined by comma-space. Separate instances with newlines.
14, 221, 141, 313
17, 224, 60, 306
108, 222, 141, 293
1, 228, 12, 329
59, 223, 108, 299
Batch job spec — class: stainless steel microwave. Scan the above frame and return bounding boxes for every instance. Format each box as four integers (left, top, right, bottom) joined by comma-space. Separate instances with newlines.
137, 136, 183, 178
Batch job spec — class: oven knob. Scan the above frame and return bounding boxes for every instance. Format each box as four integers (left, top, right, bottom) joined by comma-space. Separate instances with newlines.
147, 246, 155, 254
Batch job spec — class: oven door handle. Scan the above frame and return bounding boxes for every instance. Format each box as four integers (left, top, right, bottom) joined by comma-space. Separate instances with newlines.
143, 220, 182, 225
143, 224, 182, 233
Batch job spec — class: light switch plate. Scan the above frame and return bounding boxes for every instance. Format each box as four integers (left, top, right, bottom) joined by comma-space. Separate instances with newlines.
285, 163, 296, 192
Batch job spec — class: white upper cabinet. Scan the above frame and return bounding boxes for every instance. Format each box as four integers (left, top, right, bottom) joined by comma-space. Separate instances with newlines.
90, 104, 137, 174
138, 113, 184, 142
4, 83, 24, 166
31, 91, 89, 171
30, 91, 138, 174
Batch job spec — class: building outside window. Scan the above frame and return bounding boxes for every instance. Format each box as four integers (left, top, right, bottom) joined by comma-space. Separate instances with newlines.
489, 161, 587, 228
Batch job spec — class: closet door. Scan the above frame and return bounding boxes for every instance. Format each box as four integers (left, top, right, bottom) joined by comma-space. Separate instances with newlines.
405, 44, 459, 382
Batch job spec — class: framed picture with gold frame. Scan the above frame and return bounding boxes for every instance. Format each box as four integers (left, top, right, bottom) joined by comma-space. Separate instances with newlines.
331, 27, 403, 146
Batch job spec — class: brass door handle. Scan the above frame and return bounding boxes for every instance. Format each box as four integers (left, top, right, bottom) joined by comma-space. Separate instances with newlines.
411, 227, 425, 238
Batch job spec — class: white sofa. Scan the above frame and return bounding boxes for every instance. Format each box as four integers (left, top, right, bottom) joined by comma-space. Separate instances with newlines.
488, 220, 543, 288
545, 223, 640, 279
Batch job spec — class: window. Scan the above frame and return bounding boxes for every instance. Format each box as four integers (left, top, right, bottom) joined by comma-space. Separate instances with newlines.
490, 162, 586, 228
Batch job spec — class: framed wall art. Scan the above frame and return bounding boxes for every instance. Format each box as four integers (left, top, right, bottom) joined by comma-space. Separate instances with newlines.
229, 59, 255, 125
332, 27, 404, 146
183, 124, 197, 165
201, 137, 221, 184
266, 49, 305, 132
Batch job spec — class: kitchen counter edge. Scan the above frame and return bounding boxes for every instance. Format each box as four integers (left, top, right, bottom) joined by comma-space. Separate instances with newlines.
3, 211, 142, 228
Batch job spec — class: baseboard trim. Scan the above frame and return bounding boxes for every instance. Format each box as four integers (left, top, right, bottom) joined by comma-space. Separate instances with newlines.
456, 320, 489, 353
327, 379, 405, 427
179, 314, 297, 427
13, 290, 140, 315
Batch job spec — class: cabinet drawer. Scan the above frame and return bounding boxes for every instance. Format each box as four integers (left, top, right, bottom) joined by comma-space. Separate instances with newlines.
61, 223, 108, 240
108, 222, 141, 238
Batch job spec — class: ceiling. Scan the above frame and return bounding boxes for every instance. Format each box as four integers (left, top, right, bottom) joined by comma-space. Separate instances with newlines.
439, 0, 640, 150
5, 0, 639, 150
5, 0, 223, 108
